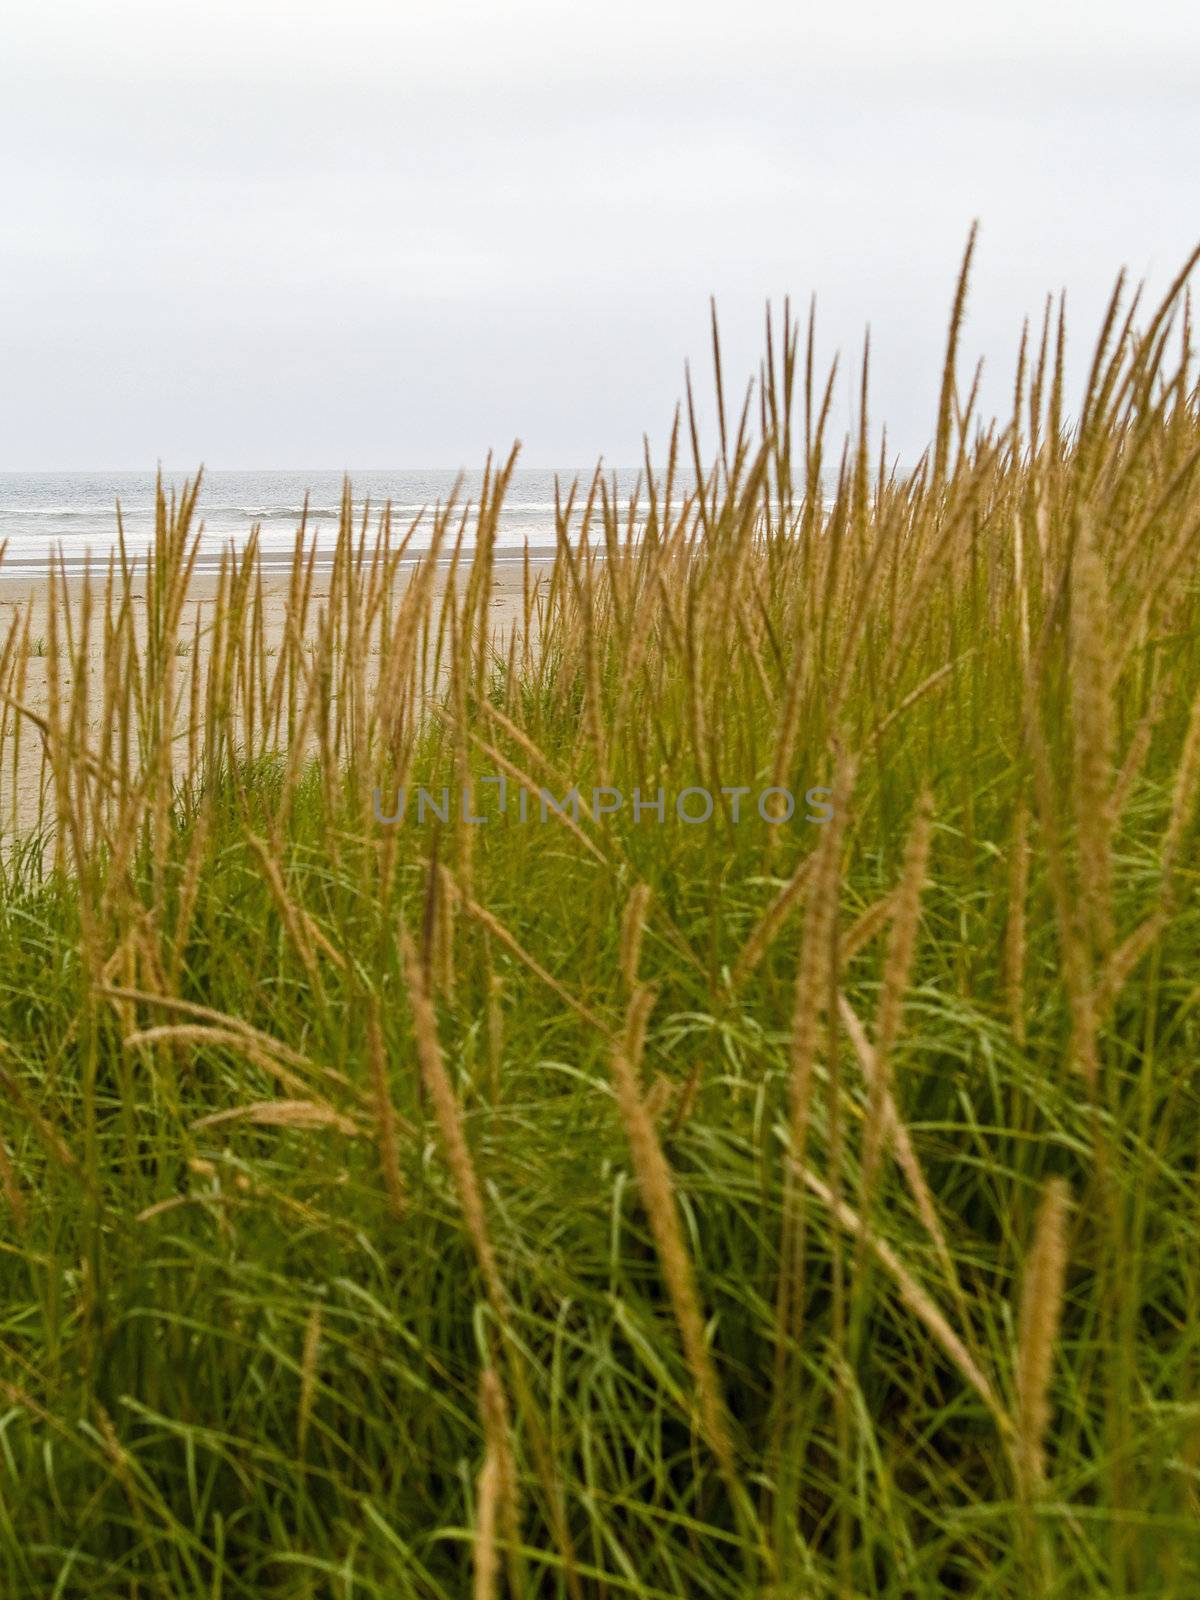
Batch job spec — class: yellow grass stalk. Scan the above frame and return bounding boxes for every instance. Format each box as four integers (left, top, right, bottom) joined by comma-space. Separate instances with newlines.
246, 832, 347, 982
473, 1448, 500, 1600
1095, 911, 1168, 1017
865, 654, 966, 751
448, 587, 475, 914
0, 1139, 26, 1231
106, 989, 337, 1078
484, 960, 504, 1107
643, 1073, 673, 1122
560, 478, 610, 787
1, 611, 25, 839
297, 1304, 322, 1454
1013, 503, 1031, 679
469, 447, 519, 708
191, 1100, 361, 1136
123, 1025, 327, 1103
610, 979, 736, 1481
93, 1401, 169, 1591
622, 982, 657, 1082
373, 529, 446, 752
765, 630, 809, 819
619, 882, 652, 989
478, 1368, 522, 1597
0, 1058, 78, 1175
1004, 803, 1030, 1048
1069, 513, 1115, 956
167, 802, 213, 988
449, 713, 607, 867
777, 758, 855, 1357
0, 694, 118, 800
683, 576, 711, 796
611, 570, 665, 741
734, 594, 773, 702
367, 1000, 406, 1218
1022, 694, 1099, 1092
933, 223, 979, 489
432, 842, 458, 1000
477, 699, 583, 799
730, 852, 813, 990
399, 923, 504, 1311
1110, 666, 1168, 822
449, 875, 608, 1036
1015, 1177, 1071, 1493
837, 993, 955, 1289
801, 1165, 1004, 1425
667, 1059, 704, 1136
862, 792, 932, 1193
400, 922, 581, 1600
841, 890, 897, 966
430, 506, 469, 698
1112, 506, 1200, 684
789, 761, 854, 1140
1161, 675, 1200, 893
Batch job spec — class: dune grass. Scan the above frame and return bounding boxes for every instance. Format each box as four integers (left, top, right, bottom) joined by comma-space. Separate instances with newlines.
3, 241, 1200, 1595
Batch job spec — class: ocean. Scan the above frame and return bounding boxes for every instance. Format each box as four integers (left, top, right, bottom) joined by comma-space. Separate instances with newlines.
0, 468, 658, 573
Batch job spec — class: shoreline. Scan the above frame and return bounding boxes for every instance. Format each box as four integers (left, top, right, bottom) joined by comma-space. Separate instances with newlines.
0, 542, 569, 592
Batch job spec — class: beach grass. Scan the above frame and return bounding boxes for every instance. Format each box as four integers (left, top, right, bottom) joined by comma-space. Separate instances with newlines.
2, 240, 1200, 1595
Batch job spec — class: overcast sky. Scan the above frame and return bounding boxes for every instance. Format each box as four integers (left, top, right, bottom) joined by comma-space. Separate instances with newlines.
3, 0, 1199, 471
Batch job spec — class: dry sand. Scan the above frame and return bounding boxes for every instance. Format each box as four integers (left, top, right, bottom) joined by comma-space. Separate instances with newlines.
0, 554, 547, 837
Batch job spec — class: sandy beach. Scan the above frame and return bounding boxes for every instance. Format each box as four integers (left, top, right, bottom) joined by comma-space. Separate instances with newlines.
0, 552, 548, 836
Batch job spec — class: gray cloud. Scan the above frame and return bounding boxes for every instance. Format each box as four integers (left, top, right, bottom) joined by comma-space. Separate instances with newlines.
3, 0, 1199, 470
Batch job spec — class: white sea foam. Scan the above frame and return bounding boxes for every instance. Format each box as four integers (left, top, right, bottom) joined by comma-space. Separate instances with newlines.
0, 467, 685, 570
